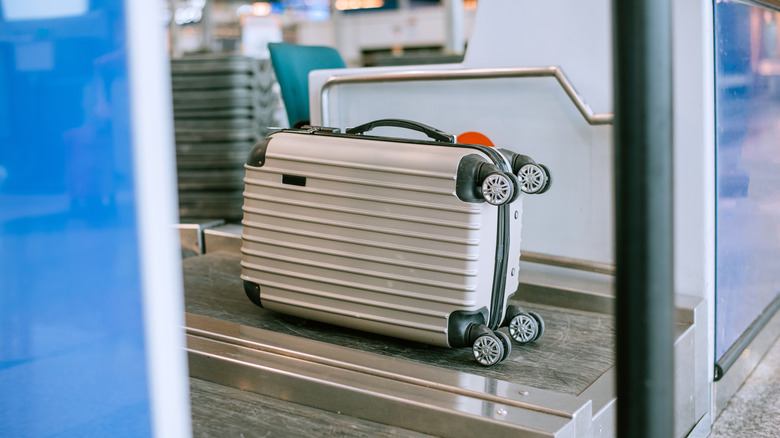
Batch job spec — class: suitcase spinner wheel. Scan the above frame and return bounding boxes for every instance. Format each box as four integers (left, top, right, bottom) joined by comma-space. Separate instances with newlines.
473, 333, 505, 366
467, 323, 512, 367
517, 163, 550, 194
500, 152, 551, 195
494, 330, 513, 362
241, 119, 550, 367
503, 304, 545, 345
528, 311, 546, 341
509, 313, 539, 344
481, 172, 516, 206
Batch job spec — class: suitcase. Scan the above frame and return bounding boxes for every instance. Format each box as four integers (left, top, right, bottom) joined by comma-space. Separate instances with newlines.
240, 119, 551, 366
172, 54, 283, 221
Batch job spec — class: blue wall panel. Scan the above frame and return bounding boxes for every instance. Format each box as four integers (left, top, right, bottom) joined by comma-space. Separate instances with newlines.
0, 1, 153, 436
715, 1, 780, 359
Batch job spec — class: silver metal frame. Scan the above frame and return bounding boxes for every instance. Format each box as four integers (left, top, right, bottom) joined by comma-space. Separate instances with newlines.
319, 66, 615, 126
181, 224, 714, 437
203, 223, 243, 254
187, 313, 606, 437
176, 219, 225, 256
520, 251, 615, 276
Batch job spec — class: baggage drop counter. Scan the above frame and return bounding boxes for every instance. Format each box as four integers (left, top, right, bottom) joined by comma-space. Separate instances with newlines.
180, 225, 704, 437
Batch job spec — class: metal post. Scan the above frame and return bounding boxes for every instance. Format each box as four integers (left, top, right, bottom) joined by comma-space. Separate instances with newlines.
169, 0, 183, 58
201, 0, 214, 52
443, 0, 464, 55
612, 0, 674, 436
331, 1, 345, 58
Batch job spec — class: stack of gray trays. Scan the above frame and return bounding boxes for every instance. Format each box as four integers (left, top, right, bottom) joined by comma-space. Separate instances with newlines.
171, 54, 282, 221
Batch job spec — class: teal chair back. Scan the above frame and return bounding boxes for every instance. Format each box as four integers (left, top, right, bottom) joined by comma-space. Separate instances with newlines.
268, 42, 346, 127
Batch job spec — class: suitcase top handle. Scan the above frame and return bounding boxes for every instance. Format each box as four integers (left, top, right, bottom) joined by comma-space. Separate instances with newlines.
346, 119, 456, 144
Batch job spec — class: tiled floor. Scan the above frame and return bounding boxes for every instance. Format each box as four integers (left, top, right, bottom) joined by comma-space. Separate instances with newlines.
711, 336, 780, 437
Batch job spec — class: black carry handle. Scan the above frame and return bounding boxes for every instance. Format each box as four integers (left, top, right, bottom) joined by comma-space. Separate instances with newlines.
346, 119, 456, 143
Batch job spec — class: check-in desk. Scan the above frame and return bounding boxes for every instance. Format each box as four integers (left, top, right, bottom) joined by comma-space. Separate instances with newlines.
181, 224, 707, 437
183, 1, 722, 437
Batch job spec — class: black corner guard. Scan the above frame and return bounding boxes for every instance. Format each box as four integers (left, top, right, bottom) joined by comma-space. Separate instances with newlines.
247, 137, 272, 167
447, 308, 488, 348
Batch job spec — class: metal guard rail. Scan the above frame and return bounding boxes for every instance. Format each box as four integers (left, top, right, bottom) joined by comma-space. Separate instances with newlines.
320, 66, 614, 126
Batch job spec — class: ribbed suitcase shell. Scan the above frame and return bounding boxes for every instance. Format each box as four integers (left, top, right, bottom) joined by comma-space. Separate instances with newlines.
240, 130, 523, 347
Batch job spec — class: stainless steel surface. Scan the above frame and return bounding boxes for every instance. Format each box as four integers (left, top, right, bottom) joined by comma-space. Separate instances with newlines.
679, 293, 711, 426
320, 67, 614, 126
187, 313, 589, 416
203, 223, 243, 255
444, 0, 465, 55
670, 296, 709, 437
187, 314, 585, 437
669, 295, 709, 437
520, 252, 615, 276
176, 219, 225, 257
184, 253, 616, 396
181, 239, 705, 437
178, 225, 202, 258
515, 262, 614, 315
674, 325, 696, 437
687, 412, 712, 438
190, 377, 434, 438
181, 251, 622, 435
589, 398, 616, 438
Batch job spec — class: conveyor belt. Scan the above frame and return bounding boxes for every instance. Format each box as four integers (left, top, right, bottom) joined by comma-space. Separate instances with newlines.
183, 251, 622, 437
180, 220, 706, 437
190, 378, 434, 438
184, 252, 616, 396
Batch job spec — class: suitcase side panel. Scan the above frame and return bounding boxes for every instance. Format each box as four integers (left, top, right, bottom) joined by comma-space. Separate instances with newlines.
241, 133, 503, 347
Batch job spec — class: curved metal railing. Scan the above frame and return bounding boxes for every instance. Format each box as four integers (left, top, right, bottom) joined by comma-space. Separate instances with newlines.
319, 66, 614, 126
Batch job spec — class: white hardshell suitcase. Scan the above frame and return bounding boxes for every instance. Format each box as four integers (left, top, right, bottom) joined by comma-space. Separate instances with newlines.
241, 119, 550, 366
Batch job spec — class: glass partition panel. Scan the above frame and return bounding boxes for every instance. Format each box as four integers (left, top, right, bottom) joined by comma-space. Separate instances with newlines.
715, 1, 780, 360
